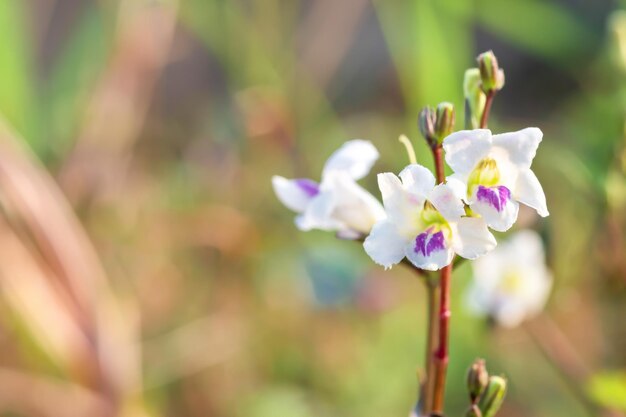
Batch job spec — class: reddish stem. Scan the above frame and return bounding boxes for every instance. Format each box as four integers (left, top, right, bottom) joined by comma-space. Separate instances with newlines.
431, 263, 451, 413
426, 145, 451, 415
421, 280, 439, 413
432, 147, 445, 183
480, 91, 495, 129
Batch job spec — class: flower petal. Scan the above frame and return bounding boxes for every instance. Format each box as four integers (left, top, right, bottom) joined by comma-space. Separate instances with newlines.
322, 139, 379, 181
494, 304, 528, 328
470, 186, 519, 232
326, 174, 385, 234
452, 217, 497, 259
398, 164, 436, 199
466, 229, 552, 327
491, 127, 542, 171
363, 221, 407, 269
428, 183, 465, 222
443, 129, 492, 175
377, 172, 418, 224
404, 230, 454, 271
514, 169, 549, 217
504, 230, 546, 266
294, 191, 341, 231
445, 173, 469, 202
272, 175, 318, 212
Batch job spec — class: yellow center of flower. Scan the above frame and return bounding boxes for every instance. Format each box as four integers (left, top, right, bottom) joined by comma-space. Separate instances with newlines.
500, 271, 523, 294
467, 157, 501, 196
420, 201, 452, 238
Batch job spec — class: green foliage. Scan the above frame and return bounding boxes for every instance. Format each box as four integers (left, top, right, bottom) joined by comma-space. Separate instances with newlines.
0, 1, 34, 143
588, 372, 626, 411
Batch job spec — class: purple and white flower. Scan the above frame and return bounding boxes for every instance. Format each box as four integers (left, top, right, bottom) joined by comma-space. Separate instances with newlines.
272, 140, 385, 236
466, 230, 552, 327
443, 128, 549, 232
363, 164, 496, 271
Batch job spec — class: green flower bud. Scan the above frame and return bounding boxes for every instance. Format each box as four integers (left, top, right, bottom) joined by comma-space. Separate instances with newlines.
434, 102, 455, 143
478, 376, 507, 417
465, 404, 483, 417
418, 106, 437, 147
477, 50, 505, 93
467, 359, 489, 402
464, 69, 486, 129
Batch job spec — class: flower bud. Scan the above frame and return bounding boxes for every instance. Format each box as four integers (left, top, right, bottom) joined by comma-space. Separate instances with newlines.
467, 359, 489, 402
418, 106, 437, 146
477, 376, 507, 417
464, 68, 486, 129
465, 404, 483, 417
434, 102, 455, 142
477, 50, 505, 93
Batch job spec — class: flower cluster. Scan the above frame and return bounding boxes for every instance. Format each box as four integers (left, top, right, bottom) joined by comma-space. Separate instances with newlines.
271, 50, 552, 417
273, 128, 548, 271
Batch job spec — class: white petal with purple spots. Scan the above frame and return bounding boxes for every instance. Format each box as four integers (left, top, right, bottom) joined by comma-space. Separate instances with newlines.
404, 228, 454, 271
443, 127, 549, 232
470, 185, 519, 232
272, 176, 319, 212
273, 140, 383, 235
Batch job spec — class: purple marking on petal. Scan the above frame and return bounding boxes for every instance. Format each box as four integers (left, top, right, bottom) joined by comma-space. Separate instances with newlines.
295, 178, 320, 197
414, 230, 446, 257
476, 185, 511, 212
426, 231, 445, 255
415, 232, 428, 256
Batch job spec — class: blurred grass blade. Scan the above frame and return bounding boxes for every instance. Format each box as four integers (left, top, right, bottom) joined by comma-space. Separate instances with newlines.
0, 216, 95, 376
374, 1, 472, 112
0, 1, 35, 148
476, 0, 598, 65
0, 368, 108, 417
0, 115, 141, 405
44, 4, 111, 160
59, 0, 179, 204
143, 315, 243, 388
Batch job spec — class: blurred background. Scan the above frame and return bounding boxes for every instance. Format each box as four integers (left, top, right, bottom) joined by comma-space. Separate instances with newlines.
0, 0, 625, 416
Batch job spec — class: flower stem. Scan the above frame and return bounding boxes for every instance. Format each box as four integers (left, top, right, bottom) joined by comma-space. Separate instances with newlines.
431, 262, 451, 414
432, 147, 445, 184
421, 278, 439, 413
428, 144, 452, 415
480, 91, 495, 129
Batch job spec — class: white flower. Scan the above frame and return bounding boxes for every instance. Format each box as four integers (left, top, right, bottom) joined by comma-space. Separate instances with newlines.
363, 164, 496, 271
466, 230, 552, 327
272, 140, 385, 236
443, 128, 549, 232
